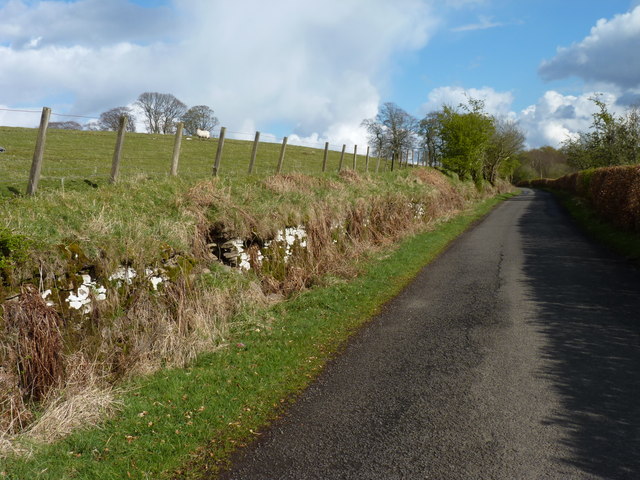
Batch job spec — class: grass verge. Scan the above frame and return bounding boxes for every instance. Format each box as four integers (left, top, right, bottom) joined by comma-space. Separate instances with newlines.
1, 193, 515, 479
548, 189, 640, 264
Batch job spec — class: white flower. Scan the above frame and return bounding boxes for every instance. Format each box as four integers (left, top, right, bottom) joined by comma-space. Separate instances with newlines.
109, 267, 137, 285
41, 289, 55, 307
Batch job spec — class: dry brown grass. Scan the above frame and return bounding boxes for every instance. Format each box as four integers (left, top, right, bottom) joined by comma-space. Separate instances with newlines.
262, 174, 324, 194
2, 286, 63, 402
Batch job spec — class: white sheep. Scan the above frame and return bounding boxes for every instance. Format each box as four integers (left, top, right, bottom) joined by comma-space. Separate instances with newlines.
195, 129, 210, 139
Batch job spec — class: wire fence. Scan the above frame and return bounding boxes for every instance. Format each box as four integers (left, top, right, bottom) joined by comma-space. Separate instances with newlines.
0, 107, 427, 197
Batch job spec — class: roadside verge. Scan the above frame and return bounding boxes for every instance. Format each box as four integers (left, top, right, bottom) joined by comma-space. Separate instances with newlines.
1, 193, 516, 480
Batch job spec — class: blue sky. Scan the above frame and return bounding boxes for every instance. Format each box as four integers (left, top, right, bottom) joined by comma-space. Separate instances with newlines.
1, 0, 639, 148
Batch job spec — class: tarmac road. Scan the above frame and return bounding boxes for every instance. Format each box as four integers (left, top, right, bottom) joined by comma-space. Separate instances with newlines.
217, 189, 640, 479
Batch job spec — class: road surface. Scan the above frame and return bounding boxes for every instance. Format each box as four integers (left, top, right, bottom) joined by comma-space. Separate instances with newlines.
217, 188, 640, 479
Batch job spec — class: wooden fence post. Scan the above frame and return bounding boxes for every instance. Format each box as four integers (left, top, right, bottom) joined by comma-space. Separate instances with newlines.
213, 127, 226, 176
352, 145, 357, 170
109, 114, 128, 184
248, 131, 260, 174
322, 142, 329, 172
391, 152, 395, 171
276, 136, 288, 174
26, 106, 51, 195
170, 122, 183, 176
338, 144, 346, 172
365, 146, 370, 172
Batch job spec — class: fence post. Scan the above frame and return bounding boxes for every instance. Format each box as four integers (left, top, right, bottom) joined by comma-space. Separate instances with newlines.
322, 141, 329, 172
365, 146, 370, 172
26, 106, 51, 195
248, 131, 260, 174
213, 127, 226, 176
170, 122, 183, 176
338, 144, 346, 172
376, 155, 381, 173
391, 152, 395, 171
276, 136, 288, 174
109, 114, 128, 184
352, 145, 357, 170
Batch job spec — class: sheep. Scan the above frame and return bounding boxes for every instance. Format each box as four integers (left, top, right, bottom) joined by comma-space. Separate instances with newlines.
0, 147, 5, 153
195, 129, 210, 140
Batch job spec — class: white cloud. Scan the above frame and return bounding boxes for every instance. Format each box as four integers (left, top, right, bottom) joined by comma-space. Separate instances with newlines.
421, 86, 515, 117
452, 15, 503, 32
0, 105, 42, 128
0, 0, 173, 49
0, 0, 439, 147
539, 6, 640, 89
517, 90, 622, 148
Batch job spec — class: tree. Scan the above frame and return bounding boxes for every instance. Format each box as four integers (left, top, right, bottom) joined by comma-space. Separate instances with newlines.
362, 102, 417, 166
484, 118, 525, 185
418, 111, 443, 167
48, 121, 83, 130
360, 118, 386, 158
136, 92, 186, 134
516, 146, 571, 181
562, 96, 640, 169
436, 100, 495, 184
181, 105, 219, 135
98, 106, 136, 132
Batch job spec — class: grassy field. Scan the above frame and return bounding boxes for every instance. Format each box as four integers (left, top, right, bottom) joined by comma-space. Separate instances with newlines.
0, 192, 515, 479
0, 126, 390, 197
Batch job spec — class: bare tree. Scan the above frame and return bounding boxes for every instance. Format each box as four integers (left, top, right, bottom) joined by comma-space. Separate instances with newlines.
181, 105, 219, 135
362, 102, 417, 167
136, 92, 186, 134
361, 118, 386, 158
484, 118, 525, 185
98, 106, 136, 132
418, 111, 443, 166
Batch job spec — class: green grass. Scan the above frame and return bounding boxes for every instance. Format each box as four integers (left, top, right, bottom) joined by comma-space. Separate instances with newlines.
0, 126, 391, 197
0, 192, 515, 479
549, 189, 640, 264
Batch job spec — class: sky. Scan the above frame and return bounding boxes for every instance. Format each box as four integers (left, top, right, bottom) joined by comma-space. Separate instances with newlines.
1, 0, 639, 149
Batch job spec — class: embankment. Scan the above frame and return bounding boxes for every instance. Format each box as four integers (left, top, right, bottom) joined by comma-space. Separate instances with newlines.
1, 168, 509, 457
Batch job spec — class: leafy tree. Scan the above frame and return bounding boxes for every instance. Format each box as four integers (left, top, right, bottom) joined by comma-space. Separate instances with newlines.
136, 92, 186, 134
98, 106, 136, 132
563, 96, 640, 169
419, 98, 524, 185
362, 102, 417, 166
181, 105, 219, 135
437, 99, 495, 184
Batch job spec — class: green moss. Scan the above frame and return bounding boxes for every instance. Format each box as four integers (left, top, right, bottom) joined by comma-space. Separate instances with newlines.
0, 227, 30, 280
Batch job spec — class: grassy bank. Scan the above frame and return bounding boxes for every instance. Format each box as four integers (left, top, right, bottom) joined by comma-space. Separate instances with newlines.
2, 165, 508, 452
1, 192, 515, 479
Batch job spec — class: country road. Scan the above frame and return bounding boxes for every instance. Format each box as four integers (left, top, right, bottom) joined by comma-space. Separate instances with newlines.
216, 188, 640, 479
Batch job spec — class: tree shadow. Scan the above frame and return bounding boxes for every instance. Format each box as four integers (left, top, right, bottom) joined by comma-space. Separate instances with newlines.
519, 189, 640, 479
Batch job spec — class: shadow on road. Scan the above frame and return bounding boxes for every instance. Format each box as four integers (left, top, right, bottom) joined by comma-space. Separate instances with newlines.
518, 190, 640, 479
